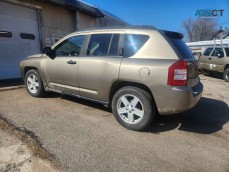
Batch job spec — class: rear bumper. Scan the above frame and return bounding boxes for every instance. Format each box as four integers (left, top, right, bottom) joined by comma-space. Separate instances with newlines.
157, 82, 203, 115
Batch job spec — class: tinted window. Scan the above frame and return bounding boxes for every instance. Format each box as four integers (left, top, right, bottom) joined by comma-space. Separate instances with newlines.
204, 48, 213, 56
211, 48, 224, 57
224, 48, 229, 57
87, 34, 112, 56
55, 35, 85, 56
123, 34, 149, 57
20, 33, 35, 40
169, 38, 194, 59
109, 34, 120, 56
0, 31, 12, 38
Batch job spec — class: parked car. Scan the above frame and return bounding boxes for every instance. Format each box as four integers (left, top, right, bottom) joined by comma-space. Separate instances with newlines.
200, 46, 229, 82
20, 26, 203, 131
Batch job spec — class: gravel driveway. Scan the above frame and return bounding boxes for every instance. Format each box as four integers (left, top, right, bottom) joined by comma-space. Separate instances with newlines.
0, 75, 228, 172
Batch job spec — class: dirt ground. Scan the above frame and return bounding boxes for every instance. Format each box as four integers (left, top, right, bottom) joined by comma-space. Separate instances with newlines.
0, 120, 60, 172
0, 75, 228, 172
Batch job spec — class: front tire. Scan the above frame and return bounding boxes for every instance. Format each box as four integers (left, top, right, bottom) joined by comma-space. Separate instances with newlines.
25, 69, 45, 97
223, 69, 229, 82
112, 86, 155, 131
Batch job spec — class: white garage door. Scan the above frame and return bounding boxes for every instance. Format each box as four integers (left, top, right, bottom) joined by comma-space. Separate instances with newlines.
0, 2, 40, 80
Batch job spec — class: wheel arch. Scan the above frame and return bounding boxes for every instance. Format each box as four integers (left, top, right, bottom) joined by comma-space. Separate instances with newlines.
23, 66, 47, 88
224, 64, 229, 71
109, 81, 157, 108
24, 66, 38, 77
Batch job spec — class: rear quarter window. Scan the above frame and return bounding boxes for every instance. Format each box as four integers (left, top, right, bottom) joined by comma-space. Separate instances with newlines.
123, 34, 149, 57
163, 31, 195, 59
169, 38, 194, 59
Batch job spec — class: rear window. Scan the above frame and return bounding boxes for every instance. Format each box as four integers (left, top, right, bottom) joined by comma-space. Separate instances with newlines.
204, 48, 213, 56
225, 48, 229, 56
123, 34, 149, 57
163, 31, 194, 59
169, 38, 194, 59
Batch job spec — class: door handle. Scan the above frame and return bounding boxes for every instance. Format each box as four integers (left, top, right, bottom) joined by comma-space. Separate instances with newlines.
67, 60, 76, 64
208, 58, 211, 60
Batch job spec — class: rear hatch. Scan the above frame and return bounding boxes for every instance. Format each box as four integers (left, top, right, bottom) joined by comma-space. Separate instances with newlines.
162, 31, 199, 87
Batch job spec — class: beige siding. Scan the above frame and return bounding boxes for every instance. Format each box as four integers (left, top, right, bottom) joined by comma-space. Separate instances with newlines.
77, 11, 96, 30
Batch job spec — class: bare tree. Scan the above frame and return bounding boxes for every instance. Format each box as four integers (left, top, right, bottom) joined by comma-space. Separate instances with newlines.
182, 17, 218, 42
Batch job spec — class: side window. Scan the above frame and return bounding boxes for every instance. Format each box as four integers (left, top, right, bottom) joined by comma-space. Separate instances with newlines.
203, 48, 213, 56
225, 48, 229, 57
87, 34, 111, 56
123, 34, 149, 57
109, 34, 120, 56
0, 31, 12, 38
54, 35, 85, 57
211, 48, 224, 57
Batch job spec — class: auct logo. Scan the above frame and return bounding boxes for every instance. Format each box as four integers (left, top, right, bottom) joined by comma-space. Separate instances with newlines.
195, 9, 224, 18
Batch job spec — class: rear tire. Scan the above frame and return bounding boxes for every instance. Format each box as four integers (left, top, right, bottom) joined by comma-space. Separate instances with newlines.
223, 69, 229, 82
25, 69, 45, 97
112, 86, 155, 131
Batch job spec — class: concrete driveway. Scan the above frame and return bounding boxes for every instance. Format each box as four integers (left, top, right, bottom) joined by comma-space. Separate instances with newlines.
0, 75, 228, 172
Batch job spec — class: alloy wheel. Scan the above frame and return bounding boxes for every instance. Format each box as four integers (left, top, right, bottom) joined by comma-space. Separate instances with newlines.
116, 94, 144, 124
27, 74, 39, 94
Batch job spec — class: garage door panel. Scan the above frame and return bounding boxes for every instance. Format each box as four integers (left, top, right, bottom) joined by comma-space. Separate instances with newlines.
0, 2, 37, 20
0, 54, 25, 67
0, 40, 17, 54
0, 14, 39, 31
0, 2, 40, 79
0, 66, 21, 79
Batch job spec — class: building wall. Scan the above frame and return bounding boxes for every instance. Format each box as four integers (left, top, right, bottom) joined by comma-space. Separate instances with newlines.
77, 11, 96, 30
96, 15, 127, 27
19, 0, 76, 47
12, 0, 98, 47
2, 0, 127, 48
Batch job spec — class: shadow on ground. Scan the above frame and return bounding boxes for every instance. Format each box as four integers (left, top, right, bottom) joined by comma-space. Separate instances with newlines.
147, 97, 229, 134
47, 93, 229, 134
202, 72, 224, 80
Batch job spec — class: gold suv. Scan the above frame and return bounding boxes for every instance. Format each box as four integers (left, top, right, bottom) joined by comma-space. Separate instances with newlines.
20, 26, 203, 131
200, 47, 229, 82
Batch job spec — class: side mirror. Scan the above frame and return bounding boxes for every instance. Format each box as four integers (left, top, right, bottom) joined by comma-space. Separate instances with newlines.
43, 47, 56, 59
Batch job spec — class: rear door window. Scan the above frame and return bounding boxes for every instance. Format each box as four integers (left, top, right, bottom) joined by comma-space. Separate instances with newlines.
203, 48, 214, 56
211, 48, 224, 57
86, 34, 120, 56
224, 48, 229, 56
109, 34, 120, 56
123, 34, 149, 57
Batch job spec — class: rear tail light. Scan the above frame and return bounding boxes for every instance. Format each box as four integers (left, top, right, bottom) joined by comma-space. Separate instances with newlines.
167, 60, 187, 86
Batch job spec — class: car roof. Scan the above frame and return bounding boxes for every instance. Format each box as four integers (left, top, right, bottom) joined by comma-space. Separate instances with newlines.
78, 25, 157, 32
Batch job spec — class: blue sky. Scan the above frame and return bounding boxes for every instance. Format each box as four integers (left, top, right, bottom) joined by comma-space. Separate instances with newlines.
83, 0, 229, 32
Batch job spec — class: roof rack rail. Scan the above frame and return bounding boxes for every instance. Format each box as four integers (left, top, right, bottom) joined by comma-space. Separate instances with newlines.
78, 25, 157, 31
